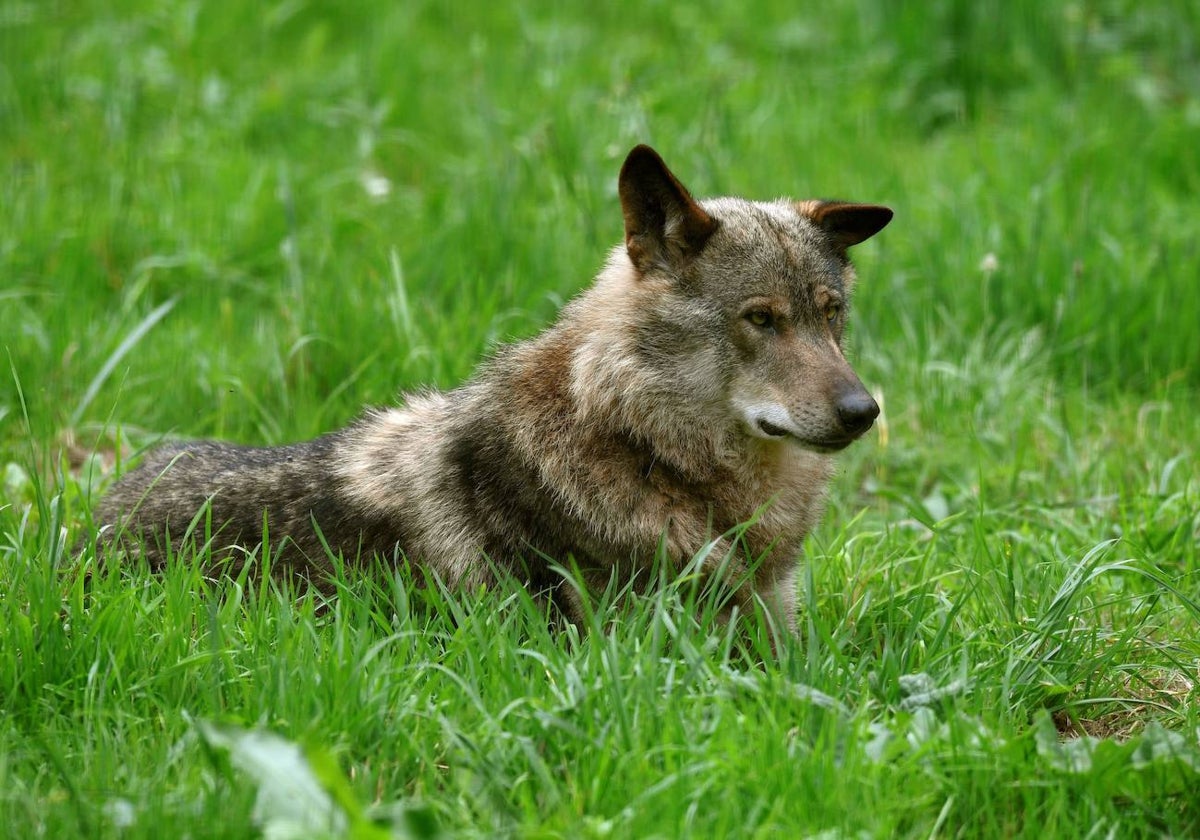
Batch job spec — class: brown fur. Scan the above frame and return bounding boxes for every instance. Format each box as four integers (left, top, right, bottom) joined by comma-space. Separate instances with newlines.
94, 145, 892, 630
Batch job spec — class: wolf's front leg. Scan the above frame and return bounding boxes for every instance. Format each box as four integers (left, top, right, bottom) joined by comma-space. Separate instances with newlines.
753, 559, 800, 638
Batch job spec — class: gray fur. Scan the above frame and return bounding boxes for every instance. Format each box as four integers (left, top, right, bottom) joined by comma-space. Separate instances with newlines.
95, 145, 892, 630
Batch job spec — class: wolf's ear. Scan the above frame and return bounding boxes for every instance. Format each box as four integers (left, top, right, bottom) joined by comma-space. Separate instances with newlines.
796, 201, 893, 251
619, 145, 718, 271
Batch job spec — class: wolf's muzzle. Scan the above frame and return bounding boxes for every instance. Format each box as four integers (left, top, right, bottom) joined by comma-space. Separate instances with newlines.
835, 387, 880, 437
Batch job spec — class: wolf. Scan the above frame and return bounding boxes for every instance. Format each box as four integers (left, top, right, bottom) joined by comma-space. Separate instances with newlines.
94, 144, 891, 631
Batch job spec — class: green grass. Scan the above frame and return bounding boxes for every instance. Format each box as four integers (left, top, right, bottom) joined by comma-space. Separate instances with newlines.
3, 1, 1199, 836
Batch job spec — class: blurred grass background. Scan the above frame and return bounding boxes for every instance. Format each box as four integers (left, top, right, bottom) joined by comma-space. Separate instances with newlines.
3, 0, 1197, 449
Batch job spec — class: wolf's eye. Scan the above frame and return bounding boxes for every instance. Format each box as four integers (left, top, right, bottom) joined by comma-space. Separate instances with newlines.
824, 304, 841, 325
745, 310, 773, 329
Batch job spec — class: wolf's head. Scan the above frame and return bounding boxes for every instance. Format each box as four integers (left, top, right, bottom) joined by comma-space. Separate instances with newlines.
569, 145, 891, 472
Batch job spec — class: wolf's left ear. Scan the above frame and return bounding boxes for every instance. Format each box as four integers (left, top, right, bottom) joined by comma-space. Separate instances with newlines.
796, 201, 893, 251
619, 145, 719, 271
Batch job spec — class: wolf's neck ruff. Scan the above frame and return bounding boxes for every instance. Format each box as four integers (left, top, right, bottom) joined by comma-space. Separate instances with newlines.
564, 255, 737, 480
94, 144, 892, 633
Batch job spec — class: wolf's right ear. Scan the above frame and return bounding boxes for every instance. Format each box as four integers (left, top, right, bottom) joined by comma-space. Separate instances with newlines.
619, 145, 718, 272
796, 200, 893, 251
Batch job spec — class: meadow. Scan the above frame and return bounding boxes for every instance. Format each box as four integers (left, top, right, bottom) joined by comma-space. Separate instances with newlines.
2, 1, 1199, 836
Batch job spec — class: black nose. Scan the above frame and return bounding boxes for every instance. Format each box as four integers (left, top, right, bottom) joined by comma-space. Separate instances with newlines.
836, 388, 880, 437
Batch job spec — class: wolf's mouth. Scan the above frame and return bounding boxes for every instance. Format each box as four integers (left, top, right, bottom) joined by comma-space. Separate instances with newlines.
756, 419, 791, 438
756, 418, 860, 452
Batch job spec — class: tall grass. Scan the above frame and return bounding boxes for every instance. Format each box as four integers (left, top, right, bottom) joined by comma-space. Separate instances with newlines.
2, 1, 1198, 836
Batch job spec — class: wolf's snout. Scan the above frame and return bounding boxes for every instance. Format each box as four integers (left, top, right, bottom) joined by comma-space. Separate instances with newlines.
835, 387, 879, 437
